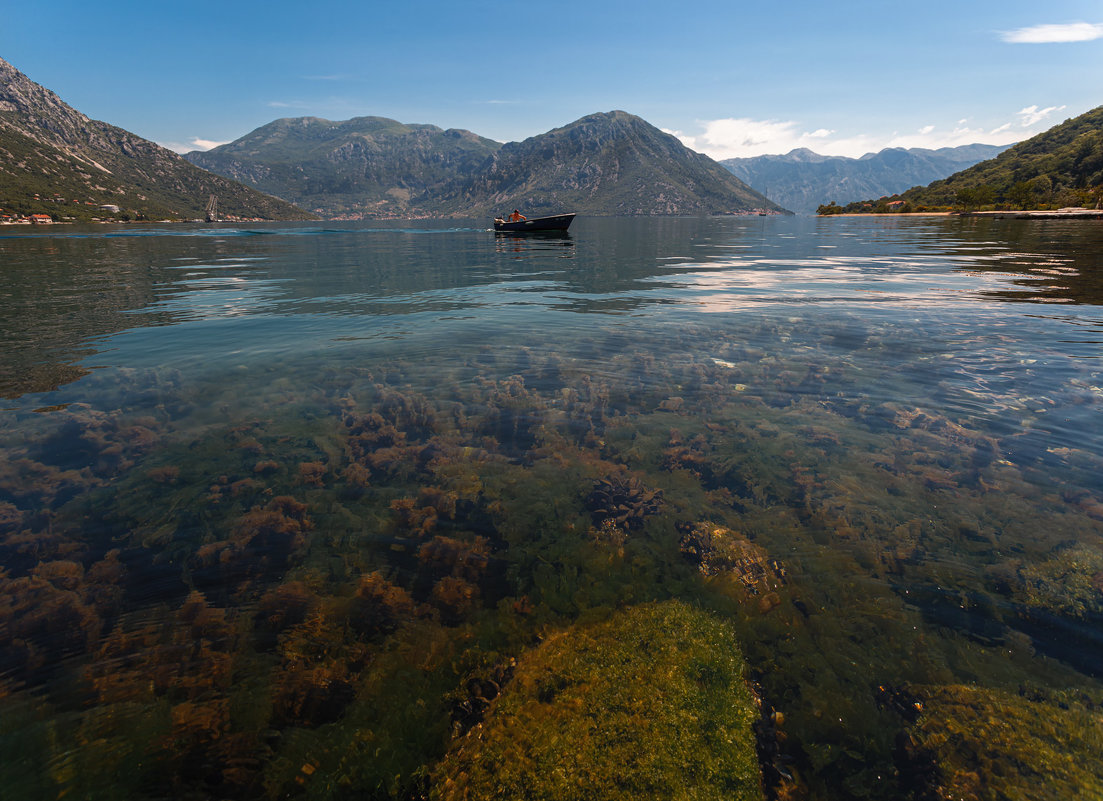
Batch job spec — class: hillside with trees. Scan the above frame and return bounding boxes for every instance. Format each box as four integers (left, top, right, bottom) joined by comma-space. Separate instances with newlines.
0, 57, 310, 222
819, 105, 1103, 215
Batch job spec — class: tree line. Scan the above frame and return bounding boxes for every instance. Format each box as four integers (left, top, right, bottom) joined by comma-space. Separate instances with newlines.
818, 180, 1102, 215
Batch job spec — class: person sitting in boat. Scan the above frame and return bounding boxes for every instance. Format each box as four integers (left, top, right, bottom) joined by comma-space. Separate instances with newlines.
509, 209, 527, 222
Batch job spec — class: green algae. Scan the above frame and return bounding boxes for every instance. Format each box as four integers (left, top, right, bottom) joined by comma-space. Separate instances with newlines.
431, 600, 764, 801
3, 304, 1103, 800
998, 543, 1103, 621
901, 684, 1103, 801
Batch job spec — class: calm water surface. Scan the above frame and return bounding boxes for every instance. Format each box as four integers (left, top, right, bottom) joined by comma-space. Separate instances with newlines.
1, 216, 1102, 799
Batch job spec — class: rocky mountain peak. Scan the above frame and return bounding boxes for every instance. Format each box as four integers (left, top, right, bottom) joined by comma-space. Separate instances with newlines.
0, 56, 309, 221
0, 56, 96, 144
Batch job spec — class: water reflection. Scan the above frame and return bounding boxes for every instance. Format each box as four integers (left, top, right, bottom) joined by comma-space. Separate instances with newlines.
955, 217, 1103, 306
2, 216, 1102, 396
492, 229, 575, 258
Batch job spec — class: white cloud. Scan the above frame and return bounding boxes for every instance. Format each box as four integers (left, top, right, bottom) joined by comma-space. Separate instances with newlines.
159, 137, 230, 154
882, 122, 1012, 151
190, 138, 229, 151
668, 118, 879, 159
1000, 22, 1103, 43
1017, 104, 1066, 126
266, 96, 364, 115
675, 106, 1069, 161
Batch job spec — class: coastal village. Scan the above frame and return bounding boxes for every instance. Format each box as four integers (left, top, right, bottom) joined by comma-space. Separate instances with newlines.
0, 192, 124, 223
1, 211, 55, 224
0, 194, 263, 224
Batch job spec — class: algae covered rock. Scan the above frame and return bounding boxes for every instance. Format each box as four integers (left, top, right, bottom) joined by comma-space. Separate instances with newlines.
1000, 543, 1103, 621
678, 522, 786, 587
986, 543, 1103, 675
431, 600, 764, 801
898, 684, 1103, 801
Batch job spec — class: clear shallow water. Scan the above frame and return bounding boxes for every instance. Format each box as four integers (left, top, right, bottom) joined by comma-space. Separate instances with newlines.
1, 216, 1102, 799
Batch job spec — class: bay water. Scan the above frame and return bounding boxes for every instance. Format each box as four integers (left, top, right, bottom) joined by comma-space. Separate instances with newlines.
1, 216, 1101, 799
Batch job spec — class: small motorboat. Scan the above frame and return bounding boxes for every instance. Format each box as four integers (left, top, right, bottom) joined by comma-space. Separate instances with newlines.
493, 213, 576, 232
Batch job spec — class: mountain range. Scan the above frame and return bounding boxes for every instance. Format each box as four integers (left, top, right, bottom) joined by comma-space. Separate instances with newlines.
4, 54, 1095, 223
0, 57, 308, 222
721, 144, 1011, 215
185, 116, 503, 219
417, 111, 783, 217
0, 53, 780, 222
187, 111, 785, 218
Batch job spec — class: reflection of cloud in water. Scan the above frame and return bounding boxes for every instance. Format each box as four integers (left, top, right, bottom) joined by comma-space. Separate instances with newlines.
148, 276, 292, 320
649, 254, 1022, 312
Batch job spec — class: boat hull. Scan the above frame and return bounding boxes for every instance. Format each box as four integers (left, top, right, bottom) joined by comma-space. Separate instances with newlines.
493, 213, 575, 232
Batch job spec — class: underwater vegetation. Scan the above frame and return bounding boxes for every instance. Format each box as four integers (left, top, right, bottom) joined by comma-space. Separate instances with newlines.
431, 600, 764, 801
1, 316, 1102, 800
884, 683, 1103, 801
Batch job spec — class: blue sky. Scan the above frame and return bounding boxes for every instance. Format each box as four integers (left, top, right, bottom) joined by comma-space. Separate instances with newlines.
2, 0, 1100, 159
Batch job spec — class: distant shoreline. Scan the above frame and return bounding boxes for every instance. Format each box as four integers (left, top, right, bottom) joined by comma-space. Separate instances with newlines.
816, 212, 953, 217
819, 209, 1103, 219
959, 209, 1103, 219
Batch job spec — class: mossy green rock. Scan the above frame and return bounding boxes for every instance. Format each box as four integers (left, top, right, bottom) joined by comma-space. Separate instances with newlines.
431, 600, 764, 800
907, 684, 1103, 800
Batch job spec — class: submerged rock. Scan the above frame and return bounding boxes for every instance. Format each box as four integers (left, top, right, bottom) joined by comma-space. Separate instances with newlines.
894, 684, 1103, 800
986, 543, 1103, 676
678, 522, 786, 600
431, 600, 764, 800
585, 473, 664, 531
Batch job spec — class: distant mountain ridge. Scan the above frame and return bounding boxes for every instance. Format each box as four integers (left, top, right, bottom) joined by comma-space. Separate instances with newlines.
188, 110, 785, 218
0, 57, 309, 222
422, 111, 785, 217
721, 143, 1011, 214
186, 116, 502, 219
